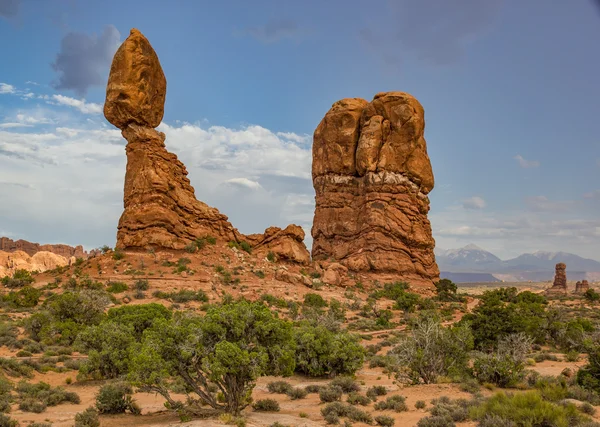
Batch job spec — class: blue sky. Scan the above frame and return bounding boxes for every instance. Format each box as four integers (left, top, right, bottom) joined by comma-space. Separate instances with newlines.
1, 0, 600, 260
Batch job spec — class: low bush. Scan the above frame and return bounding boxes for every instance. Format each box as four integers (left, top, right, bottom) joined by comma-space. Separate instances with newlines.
287, 387, 307, 400
319, 386, 343, 403
267, 380, 292, 394
375, 415, 395, 427
95, 382, 140, 414
106, 281, 128, 293
16, 380, 80, 413
373, 395, 408, 412
415, 400, 427, 409
470, 391, 589, 426
74, 407, 100, 427
303, 293, 327, 308
429, 396, 472, 422
134, 279, 149, 291
331, 376, 360, 393
304, 384, 323, 394
416, 416, 456, 427
347, 392, 370, 406
366, 385, 388, 400
1, 269, 35, 288
252, 398, 280, 412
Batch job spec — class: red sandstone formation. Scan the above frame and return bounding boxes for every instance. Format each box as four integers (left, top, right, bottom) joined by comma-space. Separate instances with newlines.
0, 237, 86, 258
311, 93, 439, 288
104, 29, 309, 264
575, 280, 590, 293
546, 262, 568, 294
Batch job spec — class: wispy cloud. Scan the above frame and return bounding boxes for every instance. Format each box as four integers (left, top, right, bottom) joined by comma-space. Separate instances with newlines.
223, 178, 263, 191
50, 94, 102, 114
0, 83, 15, 94
514, 154, 540, 168
462, 196, 486, 210
525, 195, 574, 213
584, 190, 600, 200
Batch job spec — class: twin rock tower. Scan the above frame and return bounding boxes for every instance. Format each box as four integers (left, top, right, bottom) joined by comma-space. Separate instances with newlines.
104, 29, 439, 288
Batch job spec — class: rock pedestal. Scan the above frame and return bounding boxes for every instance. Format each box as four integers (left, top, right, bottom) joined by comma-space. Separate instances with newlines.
104, 29, 309, 263
546, 262, 568, 294
311, 92, 439, 288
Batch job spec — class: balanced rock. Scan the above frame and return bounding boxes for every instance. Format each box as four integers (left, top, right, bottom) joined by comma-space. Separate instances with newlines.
104, 29, 309, 262
311, 92, 439, 288
104, 29, 166, 129
546, 262, 568, 294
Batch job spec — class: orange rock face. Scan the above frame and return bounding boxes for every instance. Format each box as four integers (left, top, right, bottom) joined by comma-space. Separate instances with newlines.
0, 237, 86, 258
104, 29, 166, 129
104, 29, 309, 263
311, 92, 439, 288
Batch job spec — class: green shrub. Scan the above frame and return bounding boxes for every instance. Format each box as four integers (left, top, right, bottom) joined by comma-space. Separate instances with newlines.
347, 392, 370, 406
1, 269, 35, 288
429, 396, 472, 422
303, 293, 327, 308
583, 289, 600, 302
18, 398, 47, 413
415, 400, 427, 409
434, 279, 465, 302
319, 386, 343, 402
375, 415, 395, 427
95, 382, 140, 414
112, 249, 125, 260
580, 402, 596, 416
417, 416, 456, 427
46, 290, 110, 326
267, 251, 276, 262
2, 286, 42, 308
16, 380, 79, 412
106, 281, 128, 293
129, 301, 295, 416
331, 376, 360, 393
74, 407, 100, 427
76, 322, 135, 379
134, 279, 149, 291
286, 387, 307, 400
184, 243, 197, 253
305, 384, 323, 394
267, 380, 293, 394
472, 333, 532, 387
373, 395, 407, 412
252, 398, 280, 412
239, 241, 252, 254
366, 385, 388, 400
260, 294, 287, 308
294, 324, 365, 377
170, 289, 209, 303
390, 318, 473, 384
578, 344, 600, 393
470, 390, 589, 427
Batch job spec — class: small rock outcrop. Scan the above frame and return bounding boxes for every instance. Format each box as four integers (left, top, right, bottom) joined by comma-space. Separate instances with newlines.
547, 263, 568, 294
0, 250, 69, 277
0, 237, 86, 258
105, 29, 309, 263
575, 280, 590, 293
311, 92, 439, 288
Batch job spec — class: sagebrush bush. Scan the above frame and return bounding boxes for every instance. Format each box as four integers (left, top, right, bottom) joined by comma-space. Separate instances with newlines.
95, 382, 140, 414
373, 395, 407, 412
331, 376, 360, 393
286, 387, 307, 400
366, 385, 387, 400
416, 415, 456, 427
74, 407, 100, 427
375, 415, 395, 427
267, 380, 293, 394
252, 398, 280, 412
319, 386, 343, 403
0, 414, 18, 427
415, 399, 427, 409
346, 392, 370, 406
304, 384, 323, 394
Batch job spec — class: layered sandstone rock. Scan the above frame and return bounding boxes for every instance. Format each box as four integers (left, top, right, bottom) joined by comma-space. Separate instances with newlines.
0, 237, 86, 258
311, 92, 439, 288
575, 280, 590, 293
547, 263, 568, 294
105, 29, 309, 263
0, 250, 68, 277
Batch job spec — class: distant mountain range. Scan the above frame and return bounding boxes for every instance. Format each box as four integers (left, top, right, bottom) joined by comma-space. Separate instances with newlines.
435, 244, 600, 283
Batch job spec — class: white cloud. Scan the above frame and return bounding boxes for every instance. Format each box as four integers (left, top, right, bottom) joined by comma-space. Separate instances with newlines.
462, 196, 486, 210
224, 177, 263, 190
0, 123, 33, 129
50, 94, 103, 114
514, 154, 540, 168
25, 81, 40, 86
0, 83, 15, 94
584, 190, 600, 200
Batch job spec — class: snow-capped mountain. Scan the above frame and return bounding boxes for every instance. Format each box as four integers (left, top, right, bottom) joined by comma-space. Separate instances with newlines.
436, 244, 600, 281
435, 244, 502, 272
